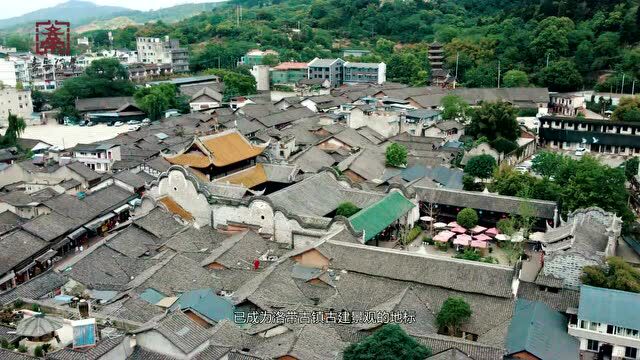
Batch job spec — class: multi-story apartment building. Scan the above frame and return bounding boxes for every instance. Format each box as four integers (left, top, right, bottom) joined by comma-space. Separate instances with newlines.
550, 92, 585, 117
343, 61, 386, 84
271, 62, 308, 85
0, 87, 33, 126
569, 285, 640, 360
0, 59, 18, 87
240, 49, 279, 66
136, 36, 189, 73
307, 58, 345, 87
538, 115, 640, 155
72, 143, 121, 173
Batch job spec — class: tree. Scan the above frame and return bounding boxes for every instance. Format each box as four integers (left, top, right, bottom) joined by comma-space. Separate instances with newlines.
31, 90, 49, 112
490, 137, 518, 155
336, 202, 360, 217
456, 208, 478, 229
1, 113, 26, 147
489, 166, 537, 197
436, 297, 472, 336
85, 58, 129, 80
612, 97, 640, 122
531, 151, 567, 177
205, 69, 257, 100
497, 218, 516, 236
134, 84, 180, 120
343, 324, 431, 360
464, 155, 496, 179
536, 60, 582, 92
582, 257, 640, 293
386, 143, 408, 167
467, 101, 519, 141
441, 95, 470, 122
502, 70, 529, 87
261, 54, 280, 66
623, 157, 639, 180
34, 345, 43, 357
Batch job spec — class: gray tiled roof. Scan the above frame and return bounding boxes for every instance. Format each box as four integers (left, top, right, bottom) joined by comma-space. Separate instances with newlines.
0, 211, 25, 235
516, 281, 580, 312
46, 335, 127, 360
290, 146, 335, 173
75, 96, 136, 112
101, 295, 164, 324
0, 229, 49, 275
413, 186, 557, 219
318, 240, 515, 298
127, 347, 178, 360
0, 349, 37, 359
114, 171, 148, 189
267, 171, 384, 217
68, 245, 158, 291
163, 226, 228, 262
200, 231, 282, 269
65, 162, 102, 182
255, 107, 315, 128
133, 208, 185, 239
21, 212, 79, 242
427, 348, 475, 360
139, 311, 211, 355
0, 271, 65, 306
106, 226, 162, 258
337, 148, 386, 181
0, 325, 19, 343
134, 254, 220, 296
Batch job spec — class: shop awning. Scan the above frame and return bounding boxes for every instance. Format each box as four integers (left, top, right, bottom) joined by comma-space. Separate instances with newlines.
16, 261, 36, 275
0, 271, 15, 285
349, 192, 416, 243
68, 227, 87, 241
84, 213, 116, 231
113, 204, 131, 214
35, 249, 57, 263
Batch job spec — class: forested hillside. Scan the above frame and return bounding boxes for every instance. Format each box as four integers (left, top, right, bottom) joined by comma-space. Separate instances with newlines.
18, 0, 640, 91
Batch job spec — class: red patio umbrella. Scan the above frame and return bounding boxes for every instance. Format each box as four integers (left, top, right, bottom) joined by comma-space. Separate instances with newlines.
473, 234, 492, 241
450, 226, 467, 234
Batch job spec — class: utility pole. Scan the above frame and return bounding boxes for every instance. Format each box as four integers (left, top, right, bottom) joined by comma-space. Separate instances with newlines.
454, 51, 459, 89
633, 80, 636, 96
497, 60, 501, 88
621, 73, 626, 95
546, 53, 550, 68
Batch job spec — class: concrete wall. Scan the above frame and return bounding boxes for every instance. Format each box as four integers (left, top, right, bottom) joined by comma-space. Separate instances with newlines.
136, 330, 188, 359
347, 108, 399, 138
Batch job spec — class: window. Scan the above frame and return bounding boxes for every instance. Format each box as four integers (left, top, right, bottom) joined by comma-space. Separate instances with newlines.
626, 347, 637, 359
607, 325, 614, 334
587, 340, 599, 351
589, 322, 599, 331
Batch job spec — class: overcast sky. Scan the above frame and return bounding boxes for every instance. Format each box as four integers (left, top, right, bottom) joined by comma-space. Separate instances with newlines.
1, 1, 217, 19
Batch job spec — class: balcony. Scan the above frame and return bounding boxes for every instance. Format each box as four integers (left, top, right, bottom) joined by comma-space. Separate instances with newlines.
568, 324, 640, 349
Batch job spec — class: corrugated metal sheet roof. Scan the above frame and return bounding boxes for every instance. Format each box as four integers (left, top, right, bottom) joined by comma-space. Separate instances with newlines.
578, 285, 640, 330
506, 299, 579, 359
349, 191, 415, 242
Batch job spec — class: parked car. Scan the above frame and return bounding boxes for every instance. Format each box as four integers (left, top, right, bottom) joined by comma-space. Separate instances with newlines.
127, 120, 141, 125
575, 147, 588, 156
128, 125, 140, 131
107, 122, 114, 127
142, 118, 151, 126
87, 121, 96, 127
514, 166, 528, 174
114, 121, 124, 127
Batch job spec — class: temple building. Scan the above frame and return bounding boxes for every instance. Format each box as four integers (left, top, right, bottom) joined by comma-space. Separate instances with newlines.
165, 129, 268, 181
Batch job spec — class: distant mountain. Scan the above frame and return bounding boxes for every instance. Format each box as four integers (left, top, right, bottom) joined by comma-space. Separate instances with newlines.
0, 0, 132, 30
0, 1, 226, 31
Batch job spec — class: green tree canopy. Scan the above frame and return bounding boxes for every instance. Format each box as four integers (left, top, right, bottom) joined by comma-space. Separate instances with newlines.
204, 69, 257, 100
612, 97, 640, 122
464, 154, 496, 179
336, 202, 360, 217
456, 208, 479, 229
582, 257, 640, 293
623, 157, 640, 180
502, 70, 529, 87
531, 151, 568, 177
385, 143, 408, 167
1, 113, 26, 148
467, 101, 519, 141
441, 94, 471, 121
343, 324, 431, 360
436, 297, 472, 336
134, 84, 183, 120
536, 60, 582, 92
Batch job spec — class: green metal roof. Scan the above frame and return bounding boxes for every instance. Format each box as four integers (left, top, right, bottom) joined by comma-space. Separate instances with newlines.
579, 285, 640, 330
173, 288, 235, 323
140, 288, 166, 305
349, 191, 415, 242
506, 299, 579, 360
